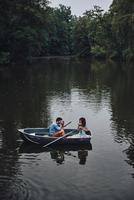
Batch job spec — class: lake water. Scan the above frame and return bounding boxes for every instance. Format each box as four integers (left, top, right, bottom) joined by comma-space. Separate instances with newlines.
0, 58, 134, 200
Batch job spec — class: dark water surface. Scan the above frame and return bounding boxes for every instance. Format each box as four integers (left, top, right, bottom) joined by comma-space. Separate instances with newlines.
0, 59, 134, 200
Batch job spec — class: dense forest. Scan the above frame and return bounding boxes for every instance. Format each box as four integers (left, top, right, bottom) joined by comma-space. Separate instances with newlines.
0, 0, 133, 64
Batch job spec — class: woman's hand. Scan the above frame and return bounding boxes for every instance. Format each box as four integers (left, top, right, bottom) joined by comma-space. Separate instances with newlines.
78, 124, 83, 130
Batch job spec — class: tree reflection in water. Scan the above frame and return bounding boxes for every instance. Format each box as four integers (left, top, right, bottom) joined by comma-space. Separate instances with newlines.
123, 137, 134, 177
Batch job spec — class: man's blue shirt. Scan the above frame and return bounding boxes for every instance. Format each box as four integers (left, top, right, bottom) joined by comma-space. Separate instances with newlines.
49, 123, 61, 136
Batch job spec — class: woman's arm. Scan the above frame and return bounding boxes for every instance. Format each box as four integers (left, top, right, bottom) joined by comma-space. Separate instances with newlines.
78, 126, 91, 135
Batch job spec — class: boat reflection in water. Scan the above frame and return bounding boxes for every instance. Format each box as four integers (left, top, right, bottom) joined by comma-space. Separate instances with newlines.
19, 142, 92, 165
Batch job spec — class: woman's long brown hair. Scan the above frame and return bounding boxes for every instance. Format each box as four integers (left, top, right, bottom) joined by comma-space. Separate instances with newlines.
79, 117, 86, 127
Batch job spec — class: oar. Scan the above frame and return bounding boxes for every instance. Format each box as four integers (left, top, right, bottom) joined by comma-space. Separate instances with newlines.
48, 121, 71, 129
64, 121, 72, 127
43, 130, 75, 148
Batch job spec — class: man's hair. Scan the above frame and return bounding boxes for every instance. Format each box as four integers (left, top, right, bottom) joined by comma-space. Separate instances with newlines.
56, 117, 62, 122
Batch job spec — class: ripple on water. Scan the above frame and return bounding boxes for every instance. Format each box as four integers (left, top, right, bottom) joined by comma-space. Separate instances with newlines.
0, 176, 31, 200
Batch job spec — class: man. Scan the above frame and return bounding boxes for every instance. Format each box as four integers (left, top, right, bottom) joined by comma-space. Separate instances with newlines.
49, 117, 65, 137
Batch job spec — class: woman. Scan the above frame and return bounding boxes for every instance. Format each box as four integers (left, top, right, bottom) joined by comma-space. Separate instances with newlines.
77, 117, 91, 135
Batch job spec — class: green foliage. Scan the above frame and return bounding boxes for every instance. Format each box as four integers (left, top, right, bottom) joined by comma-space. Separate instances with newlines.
0, 0, 133, 64
0, 0, 50, 62
91, 46, 106, 58
72, 16, 90, 53
47, 5, 73, 55
122, 48, 134, 62
109, 0, 134, 61
72, 2, 134, 61
72, 6, 111, 56
0, 1, 74, 63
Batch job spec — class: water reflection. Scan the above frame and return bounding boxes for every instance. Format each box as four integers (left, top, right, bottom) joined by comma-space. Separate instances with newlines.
124, 144, 134, 178
78, 150, 88, 165
0, 124, 30, 200
90, 61, 134, 173
0, 58, 134, 199
19, 142, 92, 166
50, 151, 65, 165
109, 65, 134, 173
50, 150, 89, 165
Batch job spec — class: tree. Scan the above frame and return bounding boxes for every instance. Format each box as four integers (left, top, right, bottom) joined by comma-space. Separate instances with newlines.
0, 0, 50, 62
110, 0, 134, 61
47, 5, 73, 55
